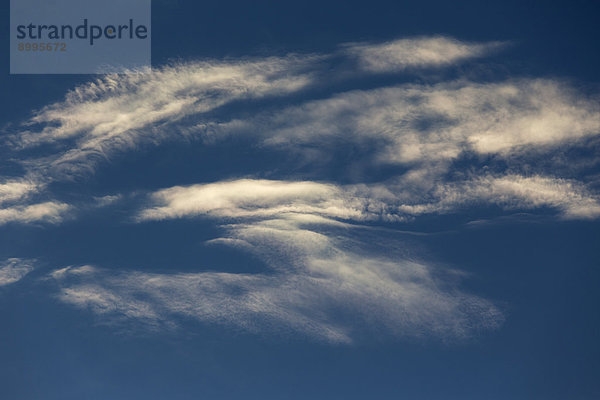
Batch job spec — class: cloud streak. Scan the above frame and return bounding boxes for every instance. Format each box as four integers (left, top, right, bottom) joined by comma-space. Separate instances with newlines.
51, 216, 502, 343
50, 172, 599, 341
0, 258, 36, 286
4, 36, 513, 183
225, 79, 600, 165
137, 179, 393, 222
0, 179, 40, 205
5, 37, 599, 226
138, 177, 600, 222
3, 35, 599, 343
431, 175, 600, 219
345, 36, 505, 72
0, 201, 70, 225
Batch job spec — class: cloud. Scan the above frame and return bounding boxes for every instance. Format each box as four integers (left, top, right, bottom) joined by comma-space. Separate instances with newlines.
0, 258, 36, 286
93, 194, 123, 207
0, 179, 67, 225
51, 217, 502, 343
6, 37, 596, 203
435, 175, 600, 219
18, 56, 317, 147
106, 172, 599, 340
49, 177, 524, 343
137, 179, 396, 222
0, 179, 40, 205
52, 172, 598, 340
81, 174, 584, 341
344, 36, 506, 72
5, 36, 510, 183
3, 36, 599, 343
226, 79, 600, 166
9, 55, 321, 181
0, 201, 70, 225
6, 71, 599, 225
402, 175, 600, 219
15, 37, 503, 151
139, 177, 600, 223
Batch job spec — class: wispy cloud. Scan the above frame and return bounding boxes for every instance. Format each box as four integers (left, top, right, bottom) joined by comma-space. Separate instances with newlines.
4, 36, 511, 183
17, 56, 318, 148
0, 258, 36, 286
137, 179, 394, 222
6, 37, 597, 200
138, 177, 600, 222
51, 217, 502, 343
345, 36, 506, 72
7, 72, 599, 225
0, 201, 70, 225
224, 79, 600, 165
92, 194, 123, 208
0, 179, 40, 205
52, 172, 597, 340
10, 56, 319, 180
0, 179, 68, 225
432, 175, 600, 219
3, 35, 599, 343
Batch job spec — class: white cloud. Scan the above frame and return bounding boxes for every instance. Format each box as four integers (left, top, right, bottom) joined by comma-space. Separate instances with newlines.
138, 179, 397, 222
0, 176, 70, 226
93, 194, 122, 207
0, 179, 39, 205
0, 201, 70, 225
11, 56, 320, 180
229, 79, 600, 165
345, 36, 505, 72
433, 175, 600, 219
7, 37, 512, 182
139, 177, 600, 223
21, 57, 317, 146
44, 175, 600, 341
55, 172, 597, 340
4, 36, 600, 343
0, 179, 66, 226
0, 258, 36, 286
8, 73, 599, 226
50, 265, 97, 280
52, 217, 502, 343
7, 37, 595, 206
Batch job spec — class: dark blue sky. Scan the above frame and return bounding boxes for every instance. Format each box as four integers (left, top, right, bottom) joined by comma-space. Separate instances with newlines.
1, 1, 600, 399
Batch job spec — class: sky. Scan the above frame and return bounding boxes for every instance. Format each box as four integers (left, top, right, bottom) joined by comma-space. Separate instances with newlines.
1, 0, 600, 399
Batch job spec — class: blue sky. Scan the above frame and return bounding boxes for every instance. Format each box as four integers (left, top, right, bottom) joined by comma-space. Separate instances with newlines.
1, 0, 600, 399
